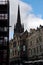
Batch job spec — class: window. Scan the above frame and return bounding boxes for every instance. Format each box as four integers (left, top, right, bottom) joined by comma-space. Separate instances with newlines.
15, 50, 16, 55
0, 14, 8, 20
0, 27, 4, 31
37, 47, 38, 53
4, 27, 8, 31
36, 36, 42, 43
5, 14, 8, 19
17, 46, 20, 52
18, 41, 19, 45
18, 52, 19, 55
23, 45, 26, 51
4, 37, 8, 42
40, 45, 42, 52
31, 49, 32, 55
36, 38, 39, 43
39, 36, 42, 42
30, 41, 32, 46
34, 48, 36, 54
10, 49, 12, 53
13, 42, 16, 47
0, 40, 3, 44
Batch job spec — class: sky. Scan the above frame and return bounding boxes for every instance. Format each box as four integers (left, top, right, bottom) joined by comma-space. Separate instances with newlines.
9, 0, 43, 40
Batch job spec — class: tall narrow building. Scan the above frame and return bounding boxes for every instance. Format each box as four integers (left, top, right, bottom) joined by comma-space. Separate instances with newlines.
14, 5, 24, 34
0, 0, 9, 65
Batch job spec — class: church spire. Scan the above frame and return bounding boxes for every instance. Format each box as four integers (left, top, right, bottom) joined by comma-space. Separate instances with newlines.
14, 5, 24, 34
17, 5, 21, 25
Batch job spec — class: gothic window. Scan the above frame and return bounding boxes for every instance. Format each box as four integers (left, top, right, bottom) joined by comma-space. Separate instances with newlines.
15, 50, 16, 55
10, 49, 13, 56
40, 45, 42, 52
18, 52, 19, 55
13, 42, 16, 47
30, 41, 32, 46
3, 50, 7, 58
0, 27, 4, 31
39, 36, 42, 42
34, 48, 36, 54
31, 49, 32, 55
0, 40, 3, 44
36, 38, 39, 43
18, 42, 19, 46
23, 45, 26, 51
37, 47, 38, 54
14, 37, 15, 39
13, 50, 14, 56
36, 36, 42, 44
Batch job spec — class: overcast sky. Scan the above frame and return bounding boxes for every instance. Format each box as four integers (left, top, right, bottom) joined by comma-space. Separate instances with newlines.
9, 0, 43, 40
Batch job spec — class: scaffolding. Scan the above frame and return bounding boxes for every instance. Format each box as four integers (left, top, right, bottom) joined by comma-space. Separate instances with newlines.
0, 0, 9, 65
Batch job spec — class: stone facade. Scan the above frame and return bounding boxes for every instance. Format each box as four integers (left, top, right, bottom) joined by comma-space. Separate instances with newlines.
27, 25, 43, 60
9, 25, 43, 61
9, 5, 24, 60
9, 34, 20, 59
9, 30, 28, 60
9, 5, 43, 61
14, 5, 24, 34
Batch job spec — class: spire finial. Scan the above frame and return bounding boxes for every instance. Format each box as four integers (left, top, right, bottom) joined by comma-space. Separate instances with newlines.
17, 4, 21, 24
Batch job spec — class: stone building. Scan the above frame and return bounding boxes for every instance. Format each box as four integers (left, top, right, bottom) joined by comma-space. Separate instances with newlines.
27, 25, 43, 60
14, 5, 24, 34
9, 5, 43, 61
9, 5, 25, 61
9, 5, 29, 61
9, 30, 28, 61
20, 30, 28, 60
9, 35, 20, 60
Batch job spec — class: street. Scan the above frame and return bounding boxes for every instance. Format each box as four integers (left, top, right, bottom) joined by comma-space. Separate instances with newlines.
10, 60, 43, 65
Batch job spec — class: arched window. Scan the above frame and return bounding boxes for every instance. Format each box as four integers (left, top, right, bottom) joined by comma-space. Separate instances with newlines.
13, 41, 16, 47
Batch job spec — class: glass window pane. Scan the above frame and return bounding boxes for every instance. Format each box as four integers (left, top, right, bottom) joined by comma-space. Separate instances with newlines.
4, 37, 8, 42
4, 27, 8, 31
13, 42, 16, 47
0, 14, 8, 20
5, 14, 8, 19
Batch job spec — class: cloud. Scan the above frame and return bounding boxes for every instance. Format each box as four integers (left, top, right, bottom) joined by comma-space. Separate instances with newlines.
9, 0, 18, 27
9, 0, 18, 39
9, 0, 43, 39
19, 1, 33, 21
24, 14, 43, 31
19, 1, 43, 31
